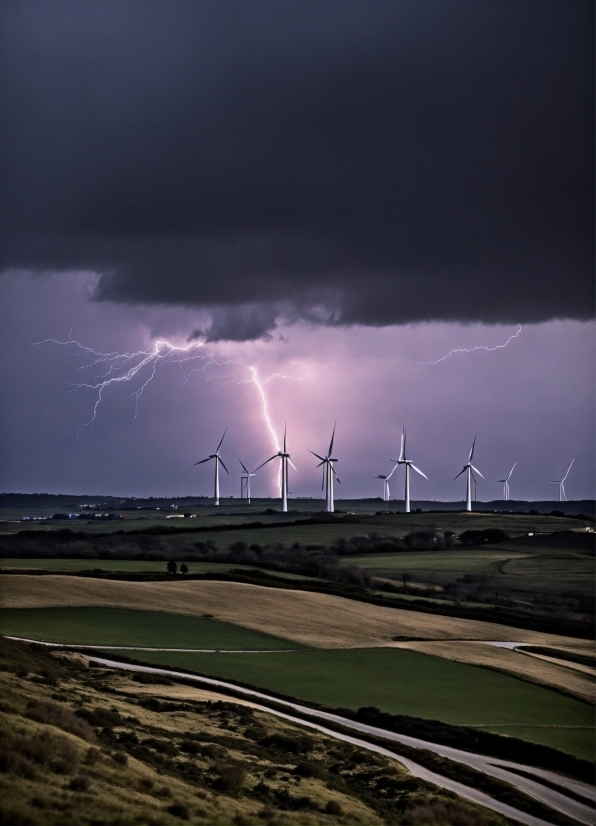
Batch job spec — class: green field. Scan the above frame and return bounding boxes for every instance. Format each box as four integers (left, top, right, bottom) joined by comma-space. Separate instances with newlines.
0, 558, 313, 580
94, 646, 595, 760
0, 607, 305, 650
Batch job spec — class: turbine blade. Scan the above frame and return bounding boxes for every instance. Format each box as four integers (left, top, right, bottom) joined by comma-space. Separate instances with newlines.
321, 470, 325, 491
309, 450, 325, 462
218, 456, 229, 474
235, 455, 249, 474
562, 459, 575, 482
283, 423, 287, 453
254, 455, 278, 472
399, 430, 404, 462
329, 421, 336, 456
331, 465, 340, 482
387, 463, 398, 479
288, 459, 297, 472
411, 464, 428, 479
469, 434, 477, 462
508, 462, 517, 480
216, 427, 227, 453
193, 456, 212, 465
403, 429, 407, 460
316, 460, 325, 468
453, 468, 466, 480
470, 465, 484, 479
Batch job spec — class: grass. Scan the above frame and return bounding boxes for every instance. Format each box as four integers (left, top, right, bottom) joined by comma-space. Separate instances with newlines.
93, 647, 596, 761
0, 558, 314, 580
0, 607, 306, 650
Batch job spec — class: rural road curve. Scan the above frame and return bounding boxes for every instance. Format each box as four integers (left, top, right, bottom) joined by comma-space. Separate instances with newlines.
85, 654, 595, 826
6, 637, 300, 653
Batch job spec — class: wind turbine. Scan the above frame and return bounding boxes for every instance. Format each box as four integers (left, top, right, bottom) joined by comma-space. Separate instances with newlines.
391, 429, 428, 513
194, 429, 229, 506
255, 424, 296, 512
550, 459, 574, 502
376, 463, 398, 502
454, 435, 484, 512
497, 462, 516, 501
309, 422, 340, 513
236, 456, 256, 504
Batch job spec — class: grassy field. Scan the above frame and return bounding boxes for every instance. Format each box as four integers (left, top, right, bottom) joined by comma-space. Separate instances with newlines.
93, 647, 595, 761
346, 534, 595, 621
0, 607, 306, 650
0, 558, 314, 580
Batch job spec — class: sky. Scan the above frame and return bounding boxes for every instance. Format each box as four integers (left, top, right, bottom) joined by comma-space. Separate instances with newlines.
0, 0, 594, 501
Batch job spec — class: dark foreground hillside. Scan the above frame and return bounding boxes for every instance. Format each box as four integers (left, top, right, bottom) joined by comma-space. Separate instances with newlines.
0, 638, 511, 825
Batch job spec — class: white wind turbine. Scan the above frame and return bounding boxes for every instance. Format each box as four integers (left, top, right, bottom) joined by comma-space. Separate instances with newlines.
309, 422, 340, 513
194, 429, 229, 505
376, 463, 398, 502
391, 429, 428, 513
255, 424, 296, 512
236, 457, 256, 504
550, 459, 574, 502
454, 435, 484, 512
497, 462, 516, 501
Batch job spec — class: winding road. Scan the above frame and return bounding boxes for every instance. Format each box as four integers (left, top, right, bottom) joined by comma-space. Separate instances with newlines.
85, 654, 595, 826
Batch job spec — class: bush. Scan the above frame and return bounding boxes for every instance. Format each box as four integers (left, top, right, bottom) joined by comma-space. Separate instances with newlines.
112, 751, 128, 766
325, 800, 343, 815
25, 700, 93, 741
211, 763, 246, 795
260, 733, 314, 755
167, 802, 191, 820
69, 774, 92, 792
167, 560, 178, 575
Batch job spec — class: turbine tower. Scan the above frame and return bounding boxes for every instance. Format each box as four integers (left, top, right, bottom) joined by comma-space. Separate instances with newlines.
497, 462, 516, 501
309, 422, 340, 513
550, 459, 574, 502
255, 424, 296, 512
454, 435, 484, 512
391, 429, 428, 513
236, 457, 256, 504
194, 429, 229, 506
376, 463, 398, 502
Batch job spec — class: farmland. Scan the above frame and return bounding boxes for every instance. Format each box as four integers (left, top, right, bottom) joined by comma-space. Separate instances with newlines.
1, 506, 594, 805
0, 607, 306, 650
88, 647, 595, 761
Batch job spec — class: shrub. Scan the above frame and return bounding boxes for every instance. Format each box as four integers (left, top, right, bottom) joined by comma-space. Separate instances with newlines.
167, 560, 178, 575
211, 763, 246, 795
69, 774, 91, 792
77, 706, 122, 727
167, 803, 191, 820
26, 700, 93, 741
325, 800, 343, 815
260, 733, 314, 755
112, 751, 128, 766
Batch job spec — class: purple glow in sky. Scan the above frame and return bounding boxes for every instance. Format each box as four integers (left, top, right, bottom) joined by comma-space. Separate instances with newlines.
1, 272, 593, 501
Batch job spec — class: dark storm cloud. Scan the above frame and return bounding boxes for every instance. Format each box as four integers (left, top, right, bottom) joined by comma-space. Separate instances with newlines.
1, 0, 593, 339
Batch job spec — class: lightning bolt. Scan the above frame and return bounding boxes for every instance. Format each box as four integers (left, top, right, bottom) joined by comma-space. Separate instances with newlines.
32, 337, 330, 484
416, 325, 522, 365
208, 362, 330, 493
31, 335, 232, 446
